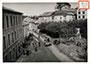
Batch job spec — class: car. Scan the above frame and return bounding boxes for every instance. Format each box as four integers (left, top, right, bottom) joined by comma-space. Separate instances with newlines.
44, 37, 52, 47
44, 42, 52, 47
53, 39, 60, 45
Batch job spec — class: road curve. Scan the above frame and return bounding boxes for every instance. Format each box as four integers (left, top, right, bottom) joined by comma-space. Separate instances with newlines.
48, 44, 74, 62
32, 31, 74, 62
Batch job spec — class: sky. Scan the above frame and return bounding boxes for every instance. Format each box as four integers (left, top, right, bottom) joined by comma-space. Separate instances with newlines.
3, 3, 78, 16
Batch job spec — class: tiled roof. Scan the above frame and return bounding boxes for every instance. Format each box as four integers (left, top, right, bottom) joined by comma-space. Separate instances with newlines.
3, 6, 23, 14
39, 10, 76, 17
39, 12, 54, 17
53, 10, 76, 16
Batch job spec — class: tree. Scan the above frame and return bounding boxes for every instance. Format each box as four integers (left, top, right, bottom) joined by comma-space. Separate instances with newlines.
55, 3, 71, 10
45, 22, 60, 33
38, 19, 87, 39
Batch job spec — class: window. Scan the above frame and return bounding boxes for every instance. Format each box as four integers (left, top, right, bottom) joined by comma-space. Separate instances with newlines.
18, 16, 21, 24
9, 51, 12, 61
3, 36, 6, 50
13, 16, 15, 26
19, 29, 21, 38
8, 34, 10, 45
14, 31, 16, 40
3, 55, 8, 62
78, 16, 81, 19
15, 16, 17, 25
10, 16, 13, 26
18, 30, 20, 38
3, 15, 5, 29
83, 11, 85, 14
17, 16, 19, 25
17, 30, 18, 39
16, 16, 17, 25
13, 48, 15, 59
52, 16, 54, 20
20, 16, 22, 24
18, 16, 20, 24
18, 45, 21, 53
78, 12, 80, 14
6, 16, 9, 28
83, 16, 85, 18
60, 17, 62, 19
12, 32, 14, 42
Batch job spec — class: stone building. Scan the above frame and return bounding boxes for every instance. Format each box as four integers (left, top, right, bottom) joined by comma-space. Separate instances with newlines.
3, 7, 24, 62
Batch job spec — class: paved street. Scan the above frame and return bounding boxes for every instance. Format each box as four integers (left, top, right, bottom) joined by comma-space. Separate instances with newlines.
32, 31, 74, 62
17, 42, 59, 62
48, 45, 73, 62
17, 31, 60, 62
17, 31, 74, 62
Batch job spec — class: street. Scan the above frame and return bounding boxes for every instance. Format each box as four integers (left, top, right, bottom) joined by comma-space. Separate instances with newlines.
17, 31, 74, 62
48, 45, 73, 62
17, 41, 59, 62
32, 31, 74, 62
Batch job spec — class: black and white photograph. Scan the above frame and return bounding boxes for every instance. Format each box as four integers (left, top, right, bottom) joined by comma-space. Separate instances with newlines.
2, 2, 87, 62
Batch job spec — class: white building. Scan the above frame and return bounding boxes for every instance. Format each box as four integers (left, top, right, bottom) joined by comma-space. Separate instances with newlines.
53, 10, 75, 22
77, 9, 87, 20
23, 16, 38, 36
29, 21, 38, 32
39, 12, 53, 22
38, 10, 75, 23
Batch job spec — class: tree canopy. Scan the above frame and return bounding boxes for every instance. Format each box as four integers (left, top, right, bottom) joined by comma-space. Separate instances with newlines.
55, 3, 71, 10
38, 19, 87, 39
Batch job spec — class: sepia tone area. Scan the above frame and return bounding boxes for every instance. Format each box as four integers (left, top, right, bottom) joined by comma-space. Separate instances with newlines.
2, 3, 87, 62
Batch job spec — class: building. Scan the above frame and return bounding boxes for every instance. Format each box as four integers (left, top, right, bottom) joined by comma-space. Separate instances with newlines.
38, 10, 75, 23
3, 7, 24, 62
22, 17, 30, 38
55, 3, 71, 11
29, 19, 38, 32
23, 16, 38, 38
38, 12, 54, 22
53, 10, 75, 22
60, 3, 71, 11
38, 4, 76, 23
77, 9, 87, 20
37, 3, 78, 23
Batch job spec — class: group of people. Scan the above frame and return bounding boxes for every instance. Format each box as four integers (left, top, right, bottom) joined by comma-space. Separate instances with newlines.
32, 38, 41, 52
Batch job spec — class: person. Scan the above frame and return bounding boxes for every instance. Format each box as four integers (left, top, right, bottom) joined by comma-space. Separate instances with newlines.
32, 41, 38, 52
38, 42, 41, 47
47, 38, 50, 42
26, 50, 29, 55
34, 42, 37, 52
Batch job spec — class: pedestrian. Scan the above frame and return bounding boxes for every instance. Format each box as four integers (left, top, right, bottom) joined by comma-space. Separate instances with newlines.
34, 42, 38, 52
34, 47, 37, 52
32, 40, 38, 52
47, 38, 50, 42
26, 50, 29, 55
38, 42, 41, 47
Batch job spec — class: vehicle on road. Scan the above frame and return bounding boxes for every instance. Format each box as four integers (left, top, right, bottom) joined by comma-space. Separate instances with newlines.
44, 37, 52, 47
53, 39, 60, 45
44, 42, 52, 47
